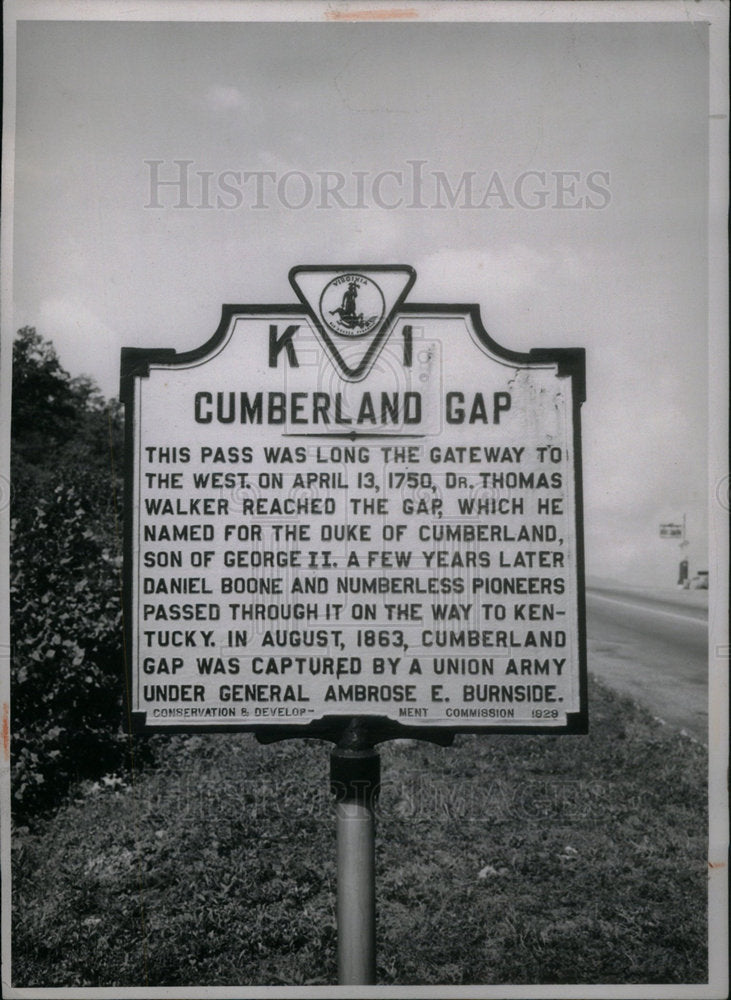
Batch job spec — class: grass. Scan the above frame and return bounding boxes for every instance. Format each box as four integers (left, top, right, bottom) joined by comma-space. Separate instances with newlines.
11, 675, 708, 988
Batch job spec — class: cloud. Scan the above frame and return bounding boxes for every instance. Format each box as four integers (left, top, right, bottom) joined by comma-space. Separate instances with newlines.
413, 245, 593, 351
37, 297, 122, 400
203, 85, 247, 114
417, 244, 591, 300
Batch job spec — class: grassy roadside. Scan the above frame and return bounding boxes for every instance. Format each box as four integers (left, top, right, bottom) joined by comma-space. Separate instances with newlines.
11, 675, 708, 988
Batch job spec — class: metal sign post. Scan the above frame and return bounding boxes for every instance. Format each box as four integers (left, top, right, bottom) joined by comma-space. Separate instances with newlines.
329, 721, 379, 985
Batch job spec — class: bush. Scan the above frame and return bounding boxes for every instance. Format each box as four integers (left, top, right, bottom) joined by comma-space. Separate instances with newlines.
10, 327, 144, 820
10, 472, 128, 817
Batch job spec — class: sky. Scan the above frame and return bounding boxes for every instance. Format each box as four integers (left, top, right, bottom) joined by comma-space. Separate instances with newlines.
9, 11, 714, 586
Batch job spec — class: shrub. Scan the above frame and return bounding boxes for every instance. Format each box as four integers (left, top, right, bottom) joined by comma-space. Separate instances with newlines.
10, 470, 129, 816
10, 328, 143, 820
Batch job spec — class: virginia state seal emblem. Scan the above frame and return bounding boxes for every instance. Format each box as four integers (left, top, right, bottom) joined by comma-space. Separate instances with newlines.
319, 273, 385, 338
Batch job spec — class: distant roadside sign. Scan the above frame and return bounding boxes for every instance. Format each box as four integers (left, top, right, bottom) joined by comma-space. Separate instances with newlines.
660, 524, 683, 538
121, 265, 587, 738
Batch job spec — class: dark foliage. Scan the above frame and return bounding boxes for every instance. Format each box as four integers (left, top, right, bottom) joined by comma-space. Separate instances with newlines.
10, 327, 139, 819
12, 327, 123, 479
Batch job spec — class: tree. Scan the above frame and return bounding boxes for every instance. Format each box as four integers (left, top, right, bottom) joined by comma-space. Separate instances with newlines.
10, 327, 135, 819
12, 326, 123, 480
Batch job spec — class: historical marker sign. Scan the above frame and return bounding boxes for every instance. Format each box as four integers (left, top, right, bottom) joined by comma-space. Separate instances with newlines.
121, 265, 587, 738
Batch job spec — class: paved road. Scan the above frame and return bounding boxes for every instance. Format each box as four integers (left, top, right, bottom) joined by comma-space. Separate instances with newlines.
586, 583, 708, 742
